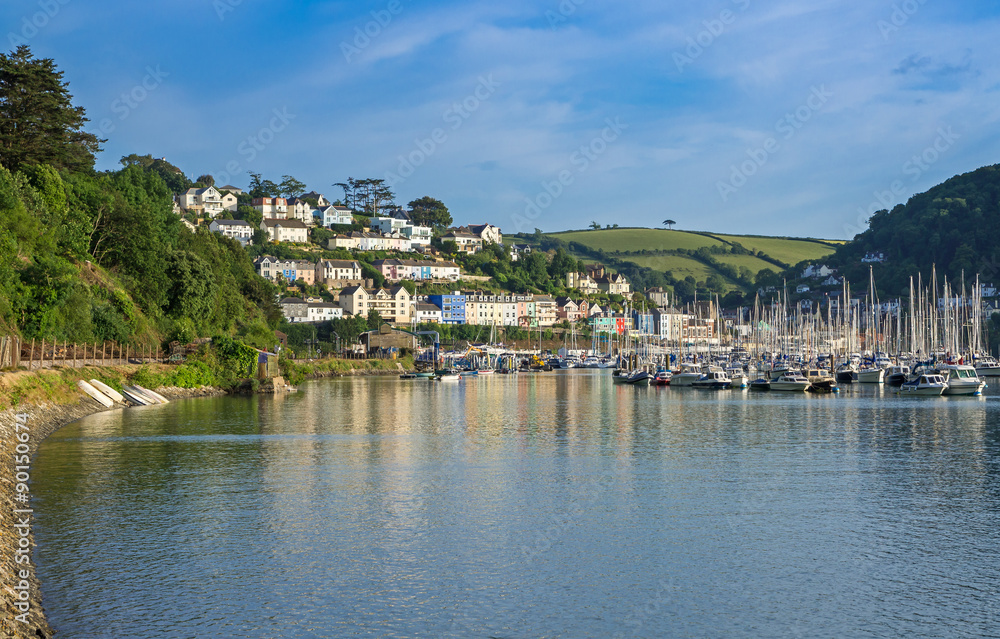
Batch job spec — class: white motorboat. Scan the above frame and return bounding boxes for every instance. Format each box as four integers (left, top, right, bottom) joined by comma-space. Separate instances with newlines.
670, 363, 705, 387
692, 370, 732, 389
936, 364, 987, 396
857, 366, 885, 384
726, 367, 748, 389
899, 373, 947, 396
973, 356, 1000, 377
769, 373, 811, 392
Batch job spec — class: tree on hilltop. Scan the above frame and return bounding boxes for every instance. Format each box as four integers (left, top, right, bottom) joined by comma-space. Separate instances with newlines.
0, 45, 103, 172
663, 219, 676, 229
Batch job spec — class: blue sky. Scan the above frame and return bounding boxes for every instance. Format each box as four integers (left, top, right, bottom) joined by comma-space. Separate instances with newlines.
5, 0, 1000, 239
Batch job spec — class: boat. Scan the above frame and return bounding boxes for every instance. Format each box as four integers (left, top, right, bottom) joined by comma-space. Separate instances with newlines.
399, 373, 417, 379
436, 369, 462, 381
749, 378, 771, 391
77, 380, 114, 408
89, 379, 124, 403
134, 385, 169, 403
973, 356, 1000, 378
651, 370, 672, 386
121, 386, 153, 406
884, 365, 910, 387
726, 367, 748, 389
856, 365, 886, 384
835, 362, 858, 384
692, 370, 732, 389
936, 364, 987, 396
804, 369, 838, 393
476, 368, 495, 375
414, 370, 436, 378
769, 373, 811, 392
670, 363, 704, 387
899, 373, 947, 396
612, 369, 651, 385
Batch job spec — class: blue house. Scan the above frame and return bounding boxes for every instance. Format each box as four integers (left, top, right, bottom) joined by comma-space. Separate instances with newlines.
428, 294, 466, 324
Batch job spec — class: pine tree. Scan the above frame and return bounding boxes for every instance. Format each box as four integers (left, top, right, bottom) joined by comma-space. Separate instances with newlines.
0, 46, 103, 172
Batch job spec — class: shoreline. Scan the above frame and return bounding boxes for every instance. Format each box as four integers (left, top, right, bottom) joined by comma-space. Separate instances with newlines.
0, 385, 225, 639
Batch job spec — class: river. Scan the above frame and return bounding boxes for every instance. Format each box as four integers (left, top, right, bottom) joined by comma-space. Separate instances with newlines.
32, 371, 1000, 637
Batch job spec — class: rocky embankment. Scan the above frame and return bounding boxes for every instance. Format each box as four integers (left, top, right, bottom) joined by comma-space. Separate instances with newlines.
1, 385, 225, 638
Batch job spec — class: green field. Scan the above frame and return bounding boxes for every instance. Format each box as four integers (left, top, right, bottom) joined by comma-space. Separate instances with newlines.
708, 234, 837, 265
552, 229, 726, 252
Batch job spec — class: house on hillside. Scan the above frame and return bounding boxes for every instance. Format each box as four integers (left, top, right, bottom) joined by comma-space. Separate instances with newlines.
260, 219, 308, 243
178, 186, 226, 218
443, 230, 483, 254
317, 205, 354, 227
315, 260, 363, 287
208, 219, 253, 246
253, 197, 288, 219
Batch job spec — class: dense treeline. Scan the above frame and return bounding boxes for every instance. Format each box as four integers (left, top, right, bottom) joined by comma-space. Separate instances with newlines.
832, 163, 1000, 295
0, 46, 279, 349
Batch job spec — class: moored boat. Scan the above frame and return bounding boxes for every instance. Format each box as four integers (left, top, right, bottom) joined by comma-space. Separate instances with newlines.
884, 365, 910, 387
770, 373, 811, 392
612, 369, 652, 386
692, 370, 732, 389
670, 363, 705, 387
936, 364, 987, 396
804, 369, 838, 393
749, 378, 771, 391
899, 373, 947, 396
651, 370, 672, 386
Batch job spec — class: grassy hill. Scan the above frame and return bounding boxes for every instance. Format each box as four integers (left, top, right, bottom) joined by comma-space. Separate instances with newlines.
520, 228, 839, 296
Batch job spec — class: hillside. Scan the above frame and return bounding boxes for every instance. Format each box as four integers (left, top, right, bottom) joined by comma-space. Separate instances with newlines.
516, 228, 838, 299
831, 163, 1000, 295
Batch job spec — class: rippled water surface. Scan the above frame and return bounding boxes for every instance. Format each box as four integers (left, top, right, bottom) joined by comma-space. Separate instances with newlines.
33, 371, 1000, 637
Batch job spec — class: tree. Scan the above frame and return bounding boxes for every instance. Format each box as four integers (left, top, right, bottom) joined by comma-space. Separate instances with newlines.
356, 178, 394, 217
247, 172, 279, 198
590, 222, 601, 230
197, 174, 215, 187
0, 46, 103, 172
278, 175, 306, 199
441, 240, 459, 256
663, 219, 676, 229
408, 196, 452, 228
366, 308, 383, 331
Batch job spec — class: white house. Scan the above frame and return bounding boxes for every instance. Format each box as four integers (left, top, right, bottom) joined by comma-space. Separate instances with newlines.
467, 223, 503, 245
301, 191, 330, 207
280, 297, 309, 323
220, 192, 238, 213
796, 284, 811, 294
178, 186, 225, 218
261, 219, 308, 243
414, 303, 442, 324
306, 302, 343, 322
316, 205, 354, 227
286, 198, 316, 225
315, 259, 363, 286
801, 264, 834, 279
370, 216, 409, 235
208, 219, 254, 246
401, 224, 432, 247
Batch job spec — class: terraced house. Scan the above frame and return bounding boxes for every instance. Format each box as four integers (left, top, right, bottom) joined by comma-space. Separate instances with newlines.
338, 286, 412, 324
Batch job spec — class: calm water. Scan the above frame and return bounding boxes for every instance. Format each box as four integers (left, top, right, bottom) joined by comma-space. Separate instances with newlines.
33, 371, 1000, 638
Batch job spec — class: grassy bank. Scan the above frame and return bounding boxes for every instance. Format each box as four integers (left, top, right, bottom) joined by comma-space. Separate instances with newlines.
0, 363, 218, 411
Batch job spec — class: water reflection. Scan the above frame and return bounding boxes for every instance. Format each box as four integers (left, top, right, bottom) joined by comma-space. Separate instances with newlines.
33, 371, 1000, 638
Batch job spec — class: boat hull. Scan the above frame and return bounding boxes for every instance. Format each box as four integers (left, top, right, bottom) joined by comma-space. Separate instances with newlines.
857, 368, 885, 384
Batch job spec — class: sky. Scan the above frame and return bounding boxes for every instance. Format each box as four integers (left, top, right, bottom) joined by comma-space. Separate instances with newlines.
5, 0, 1000, 239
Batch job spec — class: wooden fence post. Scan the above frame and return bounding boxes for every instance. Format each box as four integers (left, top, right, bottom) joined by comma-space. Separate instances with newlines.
28, 339, 34, 370
63, 340, 67, 368
102, 342, 106, 366
40, 339, 45, 370
126, 344, 130, 364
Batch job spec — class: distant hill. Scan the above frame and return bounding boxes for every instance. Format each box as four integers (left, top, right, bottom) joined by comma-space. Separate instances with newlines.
830, 164, 1000, 296
510, 228, 838, 302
